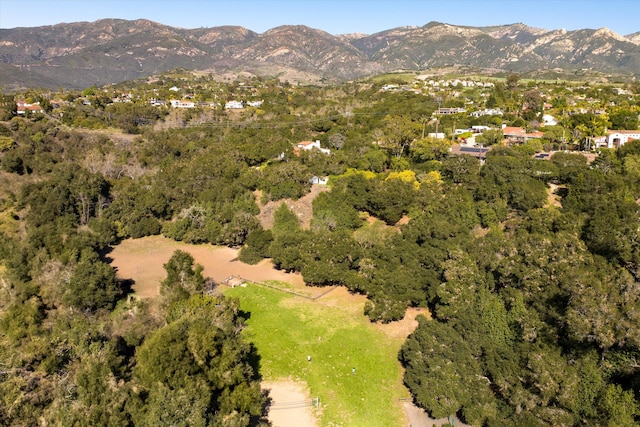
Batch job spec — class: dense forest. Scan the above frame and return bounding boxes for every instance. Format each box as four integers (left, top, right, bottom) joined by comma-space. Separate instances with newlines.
1, 72, 640, 426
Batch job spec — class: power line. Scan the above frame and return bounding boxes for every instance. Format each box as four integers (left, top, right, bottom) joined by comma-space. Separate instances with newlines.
184, 111, 388, 129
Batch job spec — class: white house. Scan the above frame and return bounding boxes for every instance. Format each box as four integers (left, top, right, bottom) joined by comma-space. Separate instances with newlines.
470, 108, 503, 117
310, 176, 329, 185
471, 125, 491, 133
295, 140, 331, 155
225, 100, 244, 109
436, 107, 466, 115
596, 130, 640, 149
542, 114, 558, 126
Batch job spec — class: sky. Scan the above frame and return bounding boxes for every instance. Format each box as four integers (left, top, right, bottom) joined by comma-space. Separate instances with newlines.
1, 0, 639, 36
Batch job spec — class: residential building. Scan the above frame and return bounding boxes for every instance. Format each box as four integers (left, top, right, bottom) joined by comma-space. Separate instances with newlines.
470, 108, 503, 117
594, 130, 640, 149
542, 114, 557, 126
170, 99, 195, 108
502, 126, 544, 144
427, 132, 446, 139
295, 140, 331, 155
436, 107, 466, 115
16, 101, 43, 115
450, 144, 492, 163
225, 100, 244, 109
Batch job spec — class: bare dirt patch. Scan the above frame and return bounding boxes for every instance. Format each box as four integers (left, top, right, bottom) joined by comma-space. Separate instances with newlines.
375, 307, 430, 340
109, 235, 306, 299
255, 184, 330, 230
263, 380, 319, 427
404, 402, 471, 427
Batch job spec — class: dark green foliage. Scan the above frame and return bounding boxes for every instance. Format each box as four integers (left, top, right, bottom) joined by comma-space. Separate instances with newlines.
311, 191, 363, 232
64, 250, 122, 312
239, 226, 273, 264
609, 108, 639, 130
132, 295, 266, 427
478, 149, 548, 212
160, 250, 205, 310
300, 230, 361, 287
400, 317, 496, 423
269, 231, 309, 272
272, 202, 301, 235
260, 161, 312, 201
441, 154, 481, 184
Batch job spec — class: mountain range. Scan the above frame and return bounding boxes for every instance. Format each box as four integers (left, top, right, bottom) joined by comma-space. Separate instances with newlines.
1, 19, 639, 90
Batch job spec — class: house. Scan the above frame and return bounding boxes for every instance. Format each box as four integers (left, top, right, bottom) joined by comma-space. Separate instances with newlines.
16, 101, 43, 115
502, 126, 527, 143
436, 107, 466, 115
595, 130, 640, 149
427, 132, 446, 139
170, 99, 195, 108
309, 176, 329, 185
246, 100, 263, 107
294, 140, 331, 156
450, 144, 492, 163
542, 114, 557, 126
471, 125, 491, 133
225, 100, 244, 109
502, 126, 543, 143
454, 128, 474, 135
470, 108, 503, 117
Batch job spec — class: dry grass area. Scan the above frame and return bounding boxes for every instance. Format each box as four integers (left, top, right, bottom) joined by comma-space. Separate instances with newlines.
80, 128, 140, 145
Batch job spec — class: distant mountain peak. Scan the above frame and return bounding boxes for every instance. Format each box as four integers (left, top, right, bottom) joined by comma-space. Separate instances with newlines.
1, 19, 639, 90
593, 27, 628, 42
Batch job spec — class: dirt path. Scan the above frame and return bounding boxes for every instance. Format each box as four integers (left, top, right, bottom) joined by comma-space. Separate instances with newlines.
404, 402, 471, 427
546, 183, 563, 208
263, 381, 319, 427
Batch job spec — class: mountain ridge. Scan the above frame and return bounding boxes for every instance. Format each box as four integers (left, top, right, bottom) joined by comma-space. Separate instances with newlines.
1, 19, 639, 90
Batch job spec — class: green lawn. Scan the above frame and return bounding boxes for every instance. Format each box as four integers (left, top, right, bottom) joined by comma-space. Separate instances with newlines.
225, 283, 408, 427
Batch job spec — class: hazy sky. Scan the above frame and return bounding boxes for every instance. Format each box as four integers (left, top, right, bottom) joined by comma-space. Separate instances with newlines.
1, 0, 639, 36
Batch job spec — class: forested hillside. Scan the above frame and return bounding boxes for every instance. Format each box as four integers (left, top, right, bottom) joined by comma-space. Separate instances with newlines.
1, 71, 640, 425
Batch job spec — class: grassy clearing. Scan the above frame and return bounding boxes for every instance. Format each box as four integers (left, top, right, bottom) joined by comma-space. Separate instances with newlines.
368, 72, 418, 83
225, 283, 408, 427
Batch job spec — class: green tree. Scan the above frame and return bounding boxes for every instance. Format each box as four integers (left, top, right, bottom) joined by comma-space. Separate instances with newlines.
381, 114, 421, 158
132, 295, 266, 427
160, 250, 205, 310
272, 202, 301, 236
64, 250, 122, 312
609, 107, 639, 130
400, 317, 496, 424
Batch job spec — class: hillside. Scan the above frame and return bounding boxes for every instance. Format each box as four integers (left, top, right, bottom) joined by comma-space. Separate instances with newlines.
2, 67, 640, 425
1, 19, 640, 89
